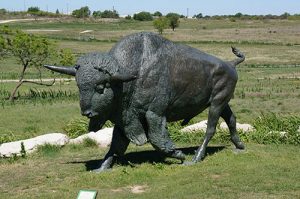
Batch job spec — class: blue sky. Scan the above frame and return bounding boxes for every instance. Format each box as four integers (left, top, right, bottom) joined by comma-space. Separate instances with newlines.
0, 0, 299, 16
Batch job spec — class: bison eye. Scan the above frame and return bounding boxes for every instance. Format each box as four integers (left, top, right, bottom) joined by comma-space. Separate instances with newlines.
95, 84, 105, 94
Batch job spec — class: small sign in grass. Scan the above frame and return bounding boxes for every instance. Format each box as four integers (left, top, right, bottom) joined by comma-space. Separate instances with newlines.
77, 190, 97, 199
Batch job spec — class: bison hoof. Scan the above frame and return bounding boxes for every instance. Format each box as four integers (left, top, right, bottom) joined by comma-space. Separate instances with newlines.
182, 161, 197, 166
92, 167, 111, 173
170, 150, 186, 161
231, 136, 245, 150
235, 141, 245, 150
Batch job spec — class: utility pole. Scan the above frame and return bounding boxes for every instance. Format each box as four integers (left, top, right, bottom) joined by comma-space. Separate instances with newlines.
66, 3, 69, 15
187, 8, 189, 18
23, 0, 26, 12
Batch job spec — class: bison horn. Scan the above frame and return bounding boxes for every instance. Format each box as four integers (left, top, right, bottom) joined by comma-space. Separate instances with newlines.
44, 65, 76, 76
110, 73, 137, 82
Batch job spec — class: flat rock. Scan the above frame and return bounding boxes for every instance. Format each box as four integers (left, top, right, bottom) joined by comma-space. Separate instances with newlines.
220, 122, 254, 132
0, 133, 69, 157
69, 128, 113, 147
180, 120, 255, 133
268, 131, 288, 137
180, 120, 207, 133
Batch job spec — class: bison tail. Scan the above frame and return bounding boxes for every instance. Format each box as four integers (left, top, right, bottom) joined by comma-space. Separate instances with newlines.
231, 46, 245, 66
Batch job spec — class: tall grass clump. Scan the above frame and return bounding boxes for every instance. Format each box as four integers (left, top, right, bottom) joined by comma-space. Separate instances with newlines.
169, 113, 300, 146
63, 118, 114, 138
169, 121, 205, 144
0, 132, 15, 144
63, 118, 89, 138
36, 144, 62, 157
82, 137, 98, 147
251, 113, 300, 145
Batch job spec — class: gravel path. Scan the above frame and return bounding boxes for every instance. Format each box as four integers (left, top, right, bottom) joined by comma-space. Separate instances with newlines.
0, 78, 75, 83
0, 18, 59, 24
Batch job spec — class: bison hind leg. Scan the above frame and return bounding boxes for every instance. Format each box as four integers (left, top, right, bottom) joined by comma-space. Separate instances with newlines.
181, 118, 192, 126
220, 104, 245, 150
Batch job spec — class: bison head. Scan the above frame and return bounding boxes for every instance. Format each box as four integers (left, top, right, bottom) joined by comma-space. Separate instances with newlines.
44, 52, 136, 130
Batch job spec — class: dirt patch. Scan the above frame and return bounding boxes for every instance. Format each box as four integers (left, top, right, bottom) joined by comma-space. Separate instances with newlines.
111, 188, 123, 193
211, 173, 230, 180
130, 185, 148, 194
110, 184, 148, 194
25, 29, 62, 32
0, 19, 34, 24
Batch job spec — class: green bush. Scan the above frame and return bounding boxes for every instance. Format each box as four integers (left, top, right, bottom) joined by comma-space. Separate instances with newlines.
153, 17, 169, 34
93, 10, 119, 18
63, 118, 89, 138
251, 113, 300, 145
63, 118, 114, 138
125, 15, 132, 20
72, 6, 91, 18
0, 132, 15, 144
133, 12, 153, 21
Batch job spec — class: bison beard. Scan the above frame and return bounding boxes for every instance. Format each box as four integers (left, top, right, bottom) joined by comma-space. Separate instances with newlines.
44, 32, 245, 172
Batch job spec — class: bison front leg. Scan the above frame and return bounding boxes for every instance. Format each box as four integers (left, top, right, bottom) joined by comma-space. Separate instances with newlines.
146, 111, 185, 161
93, 126, 129, 172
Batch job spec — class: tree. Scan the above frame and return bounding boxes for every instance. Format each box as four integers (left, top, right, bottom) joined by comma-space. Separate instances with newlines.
101, 10, 119, 18
125, 15, 132, 20
92, 11, 102, 17
27, 6, 41, 19
0, 8, 7, 15
0, 25, 11, 59
280, 12, 290, 19
153, 11, 162, 17
56, 9, 60, 15
59, 49, 75, 66
193, 13, 203, 19
166, 13, 180, 31
72, 6, 91, 18
234, 12, 243, 18
133, 12, 153, 21
93, 10, 119, 18
0, 35, 7, 58
27, 7, 40, 13
6, 30, 56, 101
153, 17, 169, 34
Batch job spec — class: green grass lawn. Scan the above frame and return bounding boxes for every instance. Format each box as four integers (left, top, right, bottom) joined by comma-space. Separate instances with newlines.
0, 143, 299, 199
0, 17, 300, 198
1, 18, 300, 140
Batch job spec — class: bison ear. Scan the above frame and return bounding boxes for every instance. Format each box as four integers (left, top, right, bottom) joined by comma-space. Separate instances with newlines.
44, 65, 76, 76
110, 73, 137, 83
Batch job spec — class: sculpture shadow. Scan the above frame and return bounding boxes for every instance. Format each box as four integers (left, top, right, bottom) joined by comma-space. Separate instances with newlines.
68, 145, 225, 171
